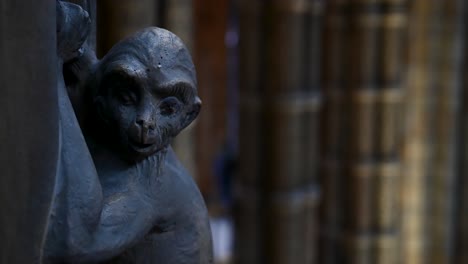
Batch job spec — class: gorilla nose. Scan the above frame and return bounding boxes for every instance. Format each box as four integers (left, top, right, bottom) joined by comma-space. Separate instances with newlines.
136, 119, 155, 130
133, 119, 156, 145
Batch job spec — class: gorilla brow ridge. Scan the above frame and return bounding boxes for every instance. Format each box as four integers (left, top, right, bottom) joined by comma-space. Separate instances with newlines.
97, 28, 197, 103
157, 82, 196, 104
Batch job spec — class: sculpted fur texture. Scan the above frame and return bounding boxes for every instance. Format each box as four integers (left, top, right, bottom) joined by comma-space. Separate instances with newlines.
44, 2, 212, 263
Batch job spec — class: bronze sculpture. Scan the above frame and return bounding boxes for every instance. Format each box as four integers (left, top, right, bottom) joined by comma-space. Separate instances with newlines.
44, 1, 212, 263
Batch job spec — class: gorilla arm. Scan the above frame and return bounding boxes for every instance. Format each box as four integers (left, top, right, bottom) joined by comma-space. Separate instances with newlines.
44, 69, 161, 263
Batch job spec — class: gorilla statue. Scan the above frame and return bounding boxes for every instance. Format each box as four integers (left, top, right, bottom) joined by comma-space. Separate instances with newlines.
44, 2, 212, 263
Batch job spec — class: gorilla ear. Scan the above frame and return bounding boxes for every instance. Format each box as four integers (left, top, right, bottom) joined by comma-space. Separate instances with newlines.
180, 96, 201, 130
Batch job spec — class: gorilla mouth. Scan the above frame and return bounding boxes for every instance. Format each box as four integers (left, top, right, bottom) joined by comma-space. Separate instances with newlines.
129, 138, 156, 151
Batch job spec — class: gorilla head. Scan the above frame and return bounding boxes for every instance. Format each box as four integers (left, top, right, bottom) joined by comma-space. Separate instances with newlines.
88, 27, 201, 162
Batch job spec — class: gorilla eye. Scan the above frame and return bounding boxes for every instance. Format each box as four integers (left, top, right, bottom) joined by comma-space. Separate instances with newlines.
117, 90, 137, 105
159, 97, 181, 116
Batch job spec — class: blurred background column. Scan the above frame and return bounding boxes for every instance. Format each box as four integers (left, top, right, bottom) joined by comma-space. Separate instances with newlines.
373, 1, 406, 263
320, 0, 408, 263
0, 1, 58, 262
455, 22, 468, 262
193, 0, 229, 211
401, 0, 466, 263
319, 1, 348, 263
401, 1, 465, 264
425, 1, 464, 264
97, 0, 159, 56
236, 0, 323, 263
400, 1, 438, 262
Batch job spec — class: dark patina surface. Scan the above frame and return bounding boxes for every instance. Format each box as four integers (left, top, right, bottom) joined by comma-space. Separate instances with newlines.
44, 2, 212, 263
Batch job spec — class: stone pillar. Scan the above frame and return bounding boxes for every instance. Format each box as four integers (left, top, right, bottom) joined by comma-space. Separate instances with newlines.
0, 0, 58, 262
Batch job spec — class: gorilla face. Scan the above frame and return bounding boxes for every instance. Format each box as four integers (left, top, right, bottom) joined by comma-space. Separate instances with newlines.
91, 28, 201, 162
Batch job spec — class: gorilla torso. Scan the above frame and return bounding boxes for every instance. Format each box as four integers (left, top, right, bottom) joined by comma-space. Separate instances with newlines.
89, 145, 212, 264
